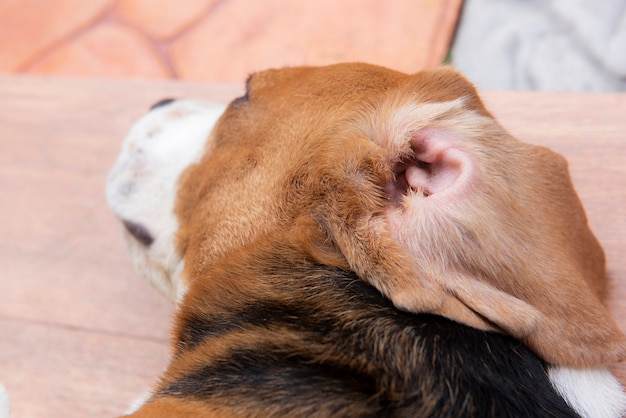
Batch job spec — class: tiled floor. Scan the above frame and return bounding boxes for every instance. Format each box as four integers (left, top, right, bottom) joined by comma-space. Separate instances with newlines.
0, 0, 462, 82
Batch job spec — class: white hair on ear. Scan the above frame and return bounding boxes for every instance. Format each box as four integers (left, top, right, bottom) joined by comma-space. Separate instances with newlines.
548, 366, 626, 418
358, 95, 498, 163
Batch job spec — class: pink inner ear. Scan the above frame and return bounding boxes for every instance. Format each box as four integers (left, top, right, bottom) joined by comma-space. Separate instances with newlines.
388, 128, 475, 206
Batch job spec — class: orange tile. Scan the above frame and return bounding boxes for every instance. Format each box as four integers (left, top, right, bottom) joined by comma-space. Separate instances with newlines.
116, 0, 218, 40
168, 0, 462, 82
0, 0, 461, 82
0, 0, 111, 71
27, 22, 172, 79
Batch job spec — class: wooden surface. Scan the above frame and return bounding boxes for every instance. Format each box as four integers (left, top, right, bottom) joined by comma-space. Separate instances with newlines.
0, 75, 624, 417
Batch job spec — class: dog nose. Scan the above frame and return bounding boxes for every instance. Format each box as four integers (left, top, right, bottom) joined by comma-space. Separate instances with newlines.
150, 98, 177, 111
122, 219, 154, 247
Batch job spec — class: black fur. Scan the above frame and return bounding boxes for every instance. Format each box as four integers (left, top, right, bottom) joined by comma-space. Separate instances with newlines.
157, 264, 579, 417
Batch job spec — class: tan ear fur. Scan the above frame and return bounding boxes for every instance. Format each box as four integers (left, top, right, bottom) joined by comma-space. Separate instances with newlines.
358, 67, 626, 366
440, 274, 540, 339
497, 144, 626, 366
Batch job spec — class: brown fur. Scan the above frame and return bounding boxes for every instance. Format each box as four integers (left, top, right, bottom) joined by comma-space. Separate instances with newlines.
128, 398, 235, 418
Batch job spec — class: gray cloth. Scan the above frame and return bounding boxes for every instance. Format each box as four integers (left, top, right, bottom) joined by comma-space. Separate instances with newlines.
451, 0, 626, 91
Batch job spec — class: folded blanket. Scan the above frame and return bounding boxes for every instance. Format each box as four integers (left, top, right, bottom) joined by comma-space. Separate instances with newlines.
452, 0, 626, 91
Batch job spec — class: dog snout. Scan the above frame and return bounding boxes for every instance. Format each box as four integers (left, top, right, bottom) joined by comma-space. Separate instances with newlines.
149, 98, 177, 111
122, 219, 154, 247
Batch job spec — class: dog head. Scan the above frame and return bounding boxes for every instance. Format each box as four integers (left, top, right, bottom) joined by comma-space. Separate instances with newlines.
107, 63, 626, 367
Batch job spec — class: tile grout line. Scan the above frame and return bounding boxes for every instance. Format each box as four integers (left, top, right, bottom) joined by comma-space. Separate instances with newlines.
107, 0, 178, 78
159, 0, 228, 44
154, 0, 233, 78
16, 0, 119, 72
0, 312, 169, 344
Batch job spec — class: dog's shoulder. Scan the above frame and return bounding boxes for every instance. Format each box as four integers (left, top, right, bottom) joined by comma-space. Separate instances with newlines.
145, 263, 578, 417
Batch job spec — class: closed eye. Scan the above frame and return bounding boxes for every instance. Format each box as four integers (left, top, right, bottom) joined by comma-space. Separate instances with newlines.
122, 219, 154, 247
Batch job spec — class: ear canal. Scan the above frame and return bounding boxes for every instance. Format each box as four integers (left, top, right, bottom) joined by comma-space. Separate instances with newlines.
404, 157, 460, 197
407, 129, 475, 198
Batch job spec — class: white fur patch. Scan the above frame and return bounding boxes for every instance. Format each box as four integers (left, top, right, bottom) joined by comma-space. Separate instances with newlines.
549, 366, 626, 418
124, 389, 152, 415
106, 100, 226, 300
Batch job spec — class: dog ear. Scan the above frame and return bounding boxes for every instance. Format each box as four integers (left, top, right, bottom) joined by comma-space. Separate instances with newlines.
297, 66, 625, 367
376, 75, 626, 366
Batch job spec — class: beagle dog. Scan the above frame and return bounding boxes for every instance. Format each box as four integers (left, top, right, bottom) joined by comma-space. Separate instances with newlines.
107, 63, 626, 417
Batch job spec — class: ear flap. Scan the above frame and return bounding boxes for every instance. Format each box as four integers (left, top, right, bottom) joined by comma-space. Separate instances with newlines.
487, 144, 626, 367
521, 272, 626, 367
439, 274, 540, 339
362, 68, 626, 367
435, 268, 626, 367
387, 117, 626, 366
304, 66, 626, 367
